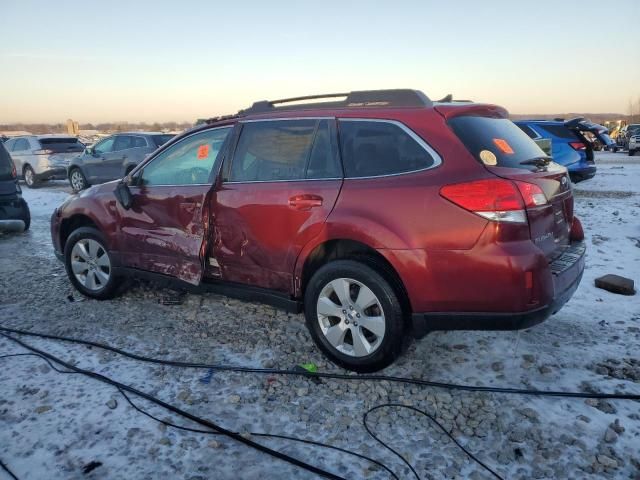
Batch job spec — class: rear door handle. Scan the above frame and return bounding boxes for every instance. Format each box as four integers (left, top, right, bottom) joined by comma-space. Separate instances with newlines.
288, 194, 323, 211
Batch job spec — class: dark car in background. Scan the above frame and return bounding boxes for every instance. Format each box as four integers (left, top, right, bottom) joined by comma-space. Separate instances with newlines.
67, 132, 174, 192
3, 135, 85, 188
515, 118, 613, 183
0, 140, 30, 232
615, 124, 640, 153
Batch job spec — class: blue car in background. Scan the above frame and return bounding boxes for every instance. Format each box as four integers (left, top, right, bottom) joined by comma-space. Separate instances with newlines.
515, 118, 614, 183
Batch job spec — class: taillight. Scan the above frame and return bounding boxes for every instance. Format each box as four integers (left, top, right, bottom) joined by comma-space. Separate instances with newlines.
514, 181, 547, 208
569, 141, 586, 151
11, 163, 16, 178
34, 149, 53, 154
570, 216, 584, 242
440, 178, 548, 224
440, 178, 526, 223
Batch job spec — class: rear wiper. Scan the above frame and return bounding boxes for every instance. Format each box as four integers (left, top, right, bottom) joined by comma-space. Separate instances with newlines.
519, 156, 551, 167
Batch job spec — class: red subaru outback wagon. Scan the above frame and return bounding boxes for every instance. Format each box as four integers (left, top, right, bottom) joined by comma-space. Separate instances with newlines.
51, 90, 585, 372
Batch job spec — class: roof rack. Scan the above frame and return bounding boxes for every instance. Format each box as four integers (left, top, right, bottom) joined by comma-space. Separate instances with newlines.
238, 89, 433, 116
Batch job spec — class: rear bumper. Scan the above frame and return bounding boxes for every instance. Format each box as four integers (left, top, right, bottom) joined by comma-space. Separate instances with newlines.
568, 165, 596, 182
411, 241, 586, 338
0, 195, 29, 221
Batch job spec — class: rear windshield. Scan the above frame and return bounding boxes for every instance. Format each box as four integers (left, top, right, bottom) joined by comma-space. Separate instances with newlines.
449, 116, 547, 170
39, 137, 85, 153
0, 142, 14, 180
152, 134, 174, 147
537, 124, 578, 139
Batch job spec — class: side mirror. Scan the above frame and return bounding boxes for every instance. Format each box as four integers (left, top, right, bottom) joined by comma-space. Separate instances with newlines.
114, 181, 133, 210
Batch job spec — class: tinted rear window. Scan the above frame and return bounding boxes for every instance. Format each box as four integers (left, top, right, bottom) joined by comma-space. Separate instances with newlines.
536, 124, 577, 139
449, 116, 546, 170
517, 124, 539, 139
39, 137, 85, 153
152, 134, 174, 147
0, 142, 14, 180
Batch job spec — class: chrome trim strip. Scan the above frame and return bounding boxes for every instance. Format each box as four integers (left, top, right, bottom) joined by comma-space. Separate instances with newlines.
224, 178, 342, 185
240, 117, 335, 123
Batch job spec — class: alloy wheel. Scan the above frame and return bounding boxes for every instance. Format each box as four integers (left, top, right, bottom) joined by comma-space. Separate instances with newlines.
70, 238, 111, 291
70, 170, 85, 191
316, 277, 386, 357
24, 168, 34, 187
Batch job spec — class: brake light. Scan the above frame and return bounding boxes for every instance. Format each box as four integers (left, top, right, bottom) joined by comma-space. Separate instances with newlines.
440, 178, 527, 223
34, 149, 53, 154
569, 142, 586, 151
11, 163, 16, 178
570, 216, 584, 242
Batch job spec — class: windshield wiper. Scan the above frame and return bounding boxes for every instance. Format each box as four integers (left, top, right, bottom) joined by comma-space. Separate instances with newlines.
519, 156, 552, 167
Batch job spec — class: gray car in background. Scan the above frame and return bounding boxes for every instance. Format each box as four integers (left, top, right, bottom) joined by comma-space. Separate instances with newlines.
67, 132, 174, 192
4, 135, 85, 188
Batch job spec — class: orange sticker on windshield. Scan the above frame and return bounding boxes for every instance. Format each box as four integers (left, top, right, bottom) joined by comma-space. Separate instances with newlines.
197, 144, 209, 160
493, 138, 514, 154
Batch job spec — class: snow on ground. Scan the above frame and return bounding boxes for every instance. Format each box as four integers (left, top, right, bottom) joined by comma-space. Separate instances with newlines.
0, 152, 639, 479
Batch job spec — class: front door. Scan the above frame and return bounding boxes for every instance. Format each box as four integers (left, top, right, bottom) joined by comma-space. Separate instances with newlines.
84, 136, 116, 183
116, 126, 232, 284
213, 118, 343, 292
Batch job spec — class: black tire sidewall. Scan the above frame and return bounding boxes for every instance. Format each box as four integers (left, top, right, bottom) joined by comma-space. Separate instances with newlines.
64, 227, 117, 300
304, 260, 405, 372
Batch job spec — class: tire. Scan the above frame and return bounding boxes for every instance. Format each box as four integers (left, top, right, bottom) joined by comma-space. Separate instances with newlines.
20, 201, 31, 231
304, 260, 405, 372
23, 165, 38, 188
64, 227, 119, 299
629, 149, 636, 157
69, 168, 89, 192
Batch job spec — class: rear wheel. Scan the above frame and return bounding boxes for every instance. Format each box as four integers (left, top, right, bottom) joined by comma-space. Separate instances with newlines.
304, 260, 405, 372
69, 168, 88, 192
64, 227, 118, 299
23, 166, 38, 188
629, 149, 636, 157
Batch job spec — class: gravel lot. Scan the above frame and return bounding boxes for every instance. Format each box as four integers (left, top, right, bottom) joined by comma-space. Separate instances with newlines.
1, 151, 639, 480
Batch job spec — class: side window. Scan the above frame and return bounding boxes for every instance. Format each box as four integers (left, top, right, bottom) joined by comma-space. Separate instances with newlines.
113, 135, 133, 151
306, 120, 341, 179
13, 139, 30, 152
230, 119, 317, 182
338, 120, 437, 178
4, 139, 15, 152
94, 138, 115, 154
133, 136, 147, 148
140, 127, 231, 186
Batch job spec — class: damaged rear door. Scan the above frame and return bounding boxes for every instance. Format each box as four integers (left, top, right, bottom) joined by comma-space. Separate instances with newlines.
116, 126, 232, 284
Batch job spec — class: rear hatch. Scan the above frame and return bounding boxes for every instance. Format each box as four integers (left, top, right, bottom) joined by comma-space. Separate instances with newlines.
447, 114, 573, 261
39, 137, 85, 165
564, 117, 615, 156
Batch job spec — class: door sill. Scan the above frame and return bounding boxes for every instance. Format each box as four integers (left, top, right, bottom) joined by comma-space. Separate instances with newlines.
112, 267, 302, 313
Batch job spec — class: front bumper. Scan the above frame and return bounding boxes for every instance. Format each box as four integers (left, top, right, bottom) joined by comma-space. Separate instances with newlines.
411, 241, 586, 338
50, 209, 64, 261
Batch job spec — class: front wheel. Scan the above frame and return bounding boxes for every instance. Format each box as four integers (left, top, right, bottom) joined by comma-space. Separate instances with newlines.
69, 168, 89, 192
23, 166, 38, 188
64, 227, 119, 299
304, 260, 405, 372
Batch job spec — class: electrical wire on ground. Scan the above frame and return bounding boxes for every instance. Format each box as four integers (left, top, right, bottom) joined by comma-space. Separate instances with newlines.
1, 326, 638, 401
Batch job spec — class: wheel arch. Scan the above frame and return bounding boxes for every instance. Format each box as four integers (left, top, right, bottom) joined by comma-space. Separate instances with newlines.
60, 214, 100, 253
297, 238, 413, 316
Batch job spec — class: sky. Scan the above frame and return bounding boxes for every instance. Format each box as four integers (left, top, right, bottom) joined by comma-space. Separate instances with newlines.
1, 0, 639, 124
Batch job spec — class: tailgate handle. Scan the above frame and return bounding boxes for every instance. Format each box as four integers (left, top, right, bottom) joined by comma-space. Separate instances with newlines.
288, 194, 323, 210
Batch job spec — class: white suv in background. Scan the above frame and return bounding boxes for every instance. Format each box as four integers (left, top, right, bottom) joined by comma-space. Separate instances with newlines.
3, 135, 85, 188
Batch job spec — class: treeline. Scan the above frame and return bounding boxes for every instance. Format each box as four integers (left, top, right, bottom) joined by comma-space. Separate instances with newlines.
0, 121, 194, 135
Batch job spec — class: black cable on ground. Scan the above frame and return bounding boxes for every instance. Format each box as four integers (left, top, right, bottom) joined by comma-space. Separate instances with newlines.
363, 404, 503, 480
0, 333, 346, 480
0, 458, 19, 480
1, 325, 638, 401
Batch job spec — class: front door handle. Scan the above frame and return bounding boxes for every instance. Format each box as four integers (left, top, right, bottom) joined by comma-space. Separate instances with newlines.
288, 194, 323, 211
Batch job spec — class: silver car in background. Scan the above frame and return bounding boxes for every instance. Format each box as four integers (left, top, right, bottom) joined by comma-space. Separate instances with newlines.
3, 135, 85, 188
67, 132, 174, 192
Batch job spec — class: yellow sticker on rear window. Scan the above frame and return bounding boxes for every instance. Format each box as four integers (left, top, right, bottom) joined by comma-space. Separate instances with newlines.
479, 149, 497, 165
196, 144, 210, 160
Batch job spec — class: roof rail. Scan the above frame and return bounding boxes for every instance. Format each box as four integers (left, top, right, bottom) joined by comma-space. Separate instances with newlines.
238, 89, 432, 116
